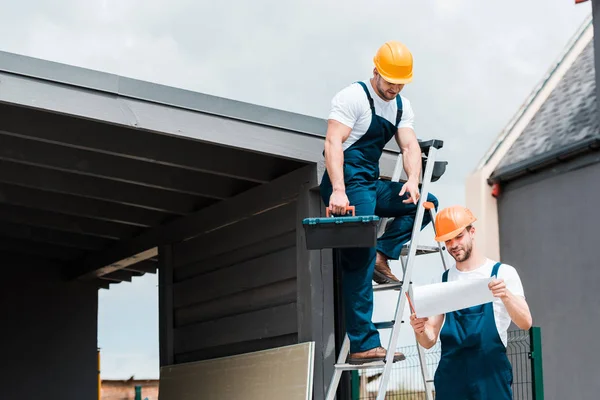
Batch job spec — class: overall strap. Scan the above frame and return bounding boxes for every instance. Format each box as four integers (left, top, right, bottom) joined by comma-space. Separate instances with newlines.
395, 95, 403, 127
491, 262, 502, 278
442, 269, 449, 282
356, 81, 375, 115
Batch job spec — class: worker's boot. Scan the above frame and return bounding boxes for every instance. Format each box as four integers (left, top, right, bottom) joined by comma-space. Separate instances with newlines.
373, 252, 401, 284
347, 346, 406, 365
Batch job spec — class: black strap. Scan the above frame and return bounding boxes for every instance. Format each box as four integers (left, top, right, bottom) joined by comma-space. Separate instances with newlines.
395, 94, 403, 127
442, 269, 449, 282
356, 81, 375, 115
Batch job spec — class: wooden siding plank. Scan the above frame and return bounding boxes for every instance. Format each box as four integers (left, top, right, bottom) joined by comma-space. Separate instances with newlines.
174, 333, 298, 364
174, 278, 297, 327
173, 231, 295, 281
172, 201, 296, 268
173, 247, 296, 308
174, 303, 298, 354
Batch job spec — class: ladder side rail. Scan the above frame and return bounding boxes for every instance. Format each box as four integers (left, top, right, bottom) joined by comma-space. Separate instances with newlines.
375, 147, 439, 400
400, 255, 435, 400
325, 335, 351, 400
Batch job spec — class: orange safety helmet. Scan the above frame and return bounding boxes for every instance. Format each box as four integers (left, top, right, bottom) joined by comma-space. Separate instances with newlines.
373, 41, 414, 84
434, 205, 477, 242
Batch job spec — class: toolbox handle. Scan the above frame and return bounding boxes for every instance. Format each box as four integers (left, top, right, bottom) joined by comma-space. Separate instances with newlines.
326, 205, 356, 217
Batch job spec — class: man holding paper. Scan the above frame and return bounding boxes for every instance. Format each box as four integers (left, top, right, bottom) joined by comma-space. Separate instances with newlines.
409, 205, 532, 399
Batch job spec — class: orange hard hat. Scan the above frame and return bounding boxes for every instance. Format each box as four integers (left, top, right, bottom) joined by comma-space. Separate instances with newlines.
434, 205, 477, 242
373, 41, 414, 84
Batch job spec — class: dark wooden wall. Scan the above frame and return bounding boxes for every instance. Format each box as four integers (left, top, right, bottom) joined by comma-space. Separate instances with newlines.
165, 200, 299, 364
158, 165, 336, 400
0, 255, 98, 400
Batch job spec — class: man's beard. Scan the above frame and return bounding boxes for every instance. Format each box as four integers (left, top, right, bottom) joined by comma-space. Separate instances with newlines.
451, 244, 472, 262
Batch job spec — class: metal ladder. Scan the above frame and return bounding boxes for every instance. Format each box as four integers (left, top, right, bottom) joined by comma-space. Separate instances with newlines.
325, 139, 448, 400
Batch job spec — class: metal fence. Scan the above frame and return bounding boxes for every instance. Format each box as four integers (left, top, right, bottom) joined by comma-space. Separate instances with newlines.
352, 327, 544, 400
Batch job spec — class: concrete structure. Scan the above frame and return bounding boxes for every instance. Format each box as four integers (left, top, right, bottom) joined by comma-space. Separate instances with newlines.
0, 48, 409, 399
466, 8, 599, 400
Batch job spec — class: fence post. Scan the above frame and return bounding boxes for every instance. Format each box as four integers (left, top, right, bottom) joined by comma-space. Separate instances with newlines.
351, 371, 359, 400
529, 327, 544, 400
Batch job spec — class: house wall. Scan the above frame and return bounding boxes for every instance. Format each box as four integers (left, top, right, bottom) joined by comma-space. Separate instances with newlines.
497, 154, 600, 400
593, 0, 600, 115
0, 255, 98, 400
158, 171, 336, 400
166, 200, 300, 363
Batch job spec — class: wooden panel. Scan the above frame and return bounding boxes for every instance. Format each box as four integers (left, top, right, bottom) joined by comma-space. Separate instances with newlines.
174, 303, 297, 354
174, 333, 298, 364
159, 342, 314, 400
175, 278, 297, 327
172, 202, 296, 268
174, 231, 295, 281
173, 247, 296, 308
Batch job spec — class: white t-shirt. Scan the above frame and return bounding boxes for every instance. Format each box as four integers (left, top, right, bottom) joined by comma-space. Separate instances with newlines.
328, 80, 415, 150
441, 258, 526, 347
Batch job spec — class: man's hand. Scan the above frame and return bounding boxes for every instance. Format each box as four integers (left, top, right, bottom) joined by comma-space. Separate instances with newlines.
409, 313, 428, 334
399, 178, 420, 204
489, 278, 508, 299
329, 189, 349, 216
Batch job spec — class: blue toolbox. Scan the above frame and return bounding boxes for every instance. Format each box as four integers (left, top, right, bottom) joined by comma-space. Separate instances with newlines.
302, 206, 380, 250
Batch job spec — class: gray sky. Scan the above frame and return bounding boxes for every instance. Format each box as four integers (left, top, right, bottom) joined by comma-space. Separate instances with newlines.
0, 0, 592, 380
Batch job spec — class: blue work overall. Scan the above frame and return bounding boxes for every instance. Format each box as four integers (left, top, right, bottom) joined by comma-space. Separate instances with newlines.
434, 262, 514, 399
319, 81, 437, 353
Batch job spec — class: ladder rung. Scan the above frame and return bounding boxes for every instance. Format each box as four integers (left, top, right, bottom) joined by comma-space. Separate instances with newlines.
335, 361, 385, 371
373, 282, 403, 292
400, 244, 440, 256
374, 320, 395, 329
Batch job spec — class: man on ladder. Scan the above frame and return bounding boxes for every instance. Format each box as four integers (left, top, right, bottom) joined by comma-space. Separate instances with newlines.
409, 205, 533, 399
319, 40, 438, 364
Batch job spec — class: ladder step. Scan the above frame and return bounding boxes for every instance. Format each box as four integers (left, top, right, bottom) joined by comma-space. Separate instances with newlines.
400, 244, 440, 256
374, 320, 395, 329
373, 282, 403, 292
334, 361, 385, 371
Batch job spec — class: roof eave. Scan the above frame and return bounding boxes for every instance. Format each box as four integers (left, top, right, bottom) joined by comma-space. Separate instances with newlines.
488, 136, 600, 185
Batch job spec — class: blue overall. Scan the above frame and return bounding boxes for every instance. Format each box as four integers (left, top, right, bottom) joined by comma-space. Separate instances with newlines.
320, 81, 438, 353
434, 262, 514, 399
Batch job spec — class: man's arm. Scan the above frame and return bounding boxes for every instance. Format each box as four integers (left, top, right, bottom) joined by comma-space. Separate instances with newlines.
324, 119, 352, 215
395, 127, 422, 204
409, 313, 444, 349
489, 279, 533, 330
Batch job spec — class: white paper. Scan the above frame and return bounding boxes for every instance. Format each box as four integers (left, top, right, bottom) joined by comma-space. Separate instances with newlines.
411, 277, 496, 318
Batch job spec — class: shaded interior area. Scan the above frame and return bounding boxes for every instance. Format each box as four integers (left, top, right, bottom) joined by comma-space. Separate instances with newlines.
0, 101, 309, 288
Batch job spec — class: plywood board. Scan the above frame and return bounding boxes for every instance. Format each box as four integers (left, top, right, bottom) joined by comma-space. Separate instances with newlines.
159, 341, 315, 400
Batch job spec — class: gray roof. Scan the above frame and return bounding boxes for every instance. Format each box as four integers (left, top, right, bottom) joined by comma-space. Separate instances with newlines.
492, 38, 599, 180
